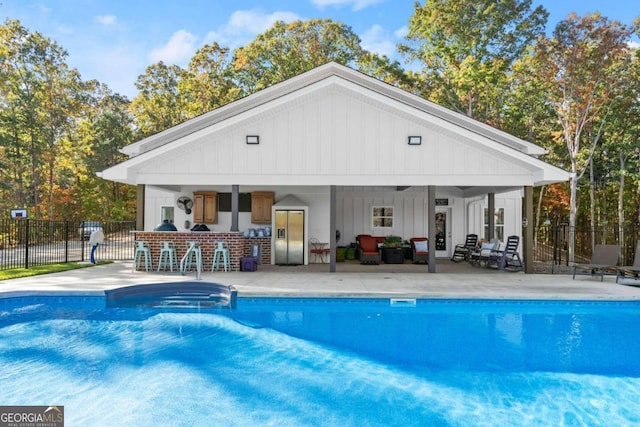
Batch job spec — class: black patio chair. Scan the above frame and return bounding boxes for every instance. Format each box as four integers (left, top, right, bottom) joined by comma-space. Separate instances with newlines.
451, 234, 478, 262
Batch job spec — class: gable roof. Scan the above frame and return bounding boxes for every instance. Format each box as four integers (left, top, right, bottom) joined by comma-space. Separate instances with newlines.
100, 62, 569, 188
121, 62, 546, 158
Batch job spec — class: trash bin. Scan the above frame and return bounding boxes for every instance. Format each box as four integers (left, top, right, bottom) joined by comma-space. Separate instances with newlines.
241, 257, 258, 272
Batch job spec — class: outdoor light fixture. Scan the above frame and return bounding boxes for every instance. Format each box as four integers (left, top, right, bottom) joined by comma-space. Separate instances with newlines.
408, 136, 422, 145
246, 135, 260, 144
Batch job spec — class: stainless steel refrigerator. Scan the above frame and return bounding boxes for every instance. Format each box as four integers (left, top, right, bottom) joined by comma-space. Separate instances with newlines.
274, 210, 304, 265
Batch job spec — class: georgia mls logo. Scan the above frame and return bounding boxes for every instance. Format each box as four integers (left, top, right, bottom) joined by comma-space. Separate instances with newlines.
0, 405, 64, 427
44, 406, 63, 418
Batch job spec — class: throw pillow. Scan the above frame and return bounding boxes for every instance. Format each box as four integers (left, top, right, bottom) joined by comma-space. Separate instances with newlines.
414, 241, 428, 252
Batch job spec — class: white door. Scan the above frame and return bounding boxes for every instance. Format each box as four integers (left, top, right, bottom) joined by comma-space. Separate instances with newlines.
435, 208, 452, 258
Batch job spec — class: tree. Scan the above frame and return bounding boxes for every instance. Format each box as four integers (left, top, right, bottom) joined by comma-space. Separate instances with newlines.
178, 43, 242, 118
503, 51, 569, 238
0, 19, 88, 219
69, 83, 136, 220
0, 19, 43, 216
533, 13, 634, 260
129, 61, 185, 137
400, 0, 547, 125
596, 50, 640, 247
355, 52, 421, 94
35, 41, 88, 220
232, 19, 364, 93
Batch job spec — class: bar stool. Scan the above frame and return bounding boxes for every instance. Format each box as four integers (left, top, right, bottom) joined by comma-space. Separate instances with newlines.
180, 241, 202, 274
133, 240, 151, 272
211, 241, 230, 272
157, 241, 177, 272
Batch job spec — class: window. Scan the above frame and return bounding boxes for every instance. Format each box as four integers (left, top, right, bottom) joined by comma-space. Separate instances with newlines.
484, 208, 504, 241
217, 193, 252, 212
372, 206, 394, 228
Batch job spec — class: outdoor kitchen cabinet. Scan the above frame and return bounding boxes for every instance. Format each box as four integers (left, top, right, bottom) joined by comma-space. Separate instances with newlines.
193, 191, 217, 223
251, 191, 274, 224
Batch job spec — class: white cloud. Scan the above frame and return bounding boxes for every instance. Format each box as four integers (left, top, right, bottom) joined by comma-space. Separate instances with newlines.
394, 26, 408, 39
148, 30, 197, 64
204, 9, 301, 48
360, 24, 396, 57
311, 0, 382, 12
94, 15, 117, 26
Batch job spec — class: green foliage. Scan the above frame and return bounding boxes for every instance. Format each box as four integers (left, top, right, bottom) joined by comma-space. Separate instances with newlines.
0, 19, 94, 220
383, 235, 403, 248
232, 19, 364, 93
532, 13, 634, 246
178, 43, 243, 117
355, 52, 421, 93
1, 11, 640, 238
0, 261, 112, 281
400, 0, 548, 122
129, 61, 185, 137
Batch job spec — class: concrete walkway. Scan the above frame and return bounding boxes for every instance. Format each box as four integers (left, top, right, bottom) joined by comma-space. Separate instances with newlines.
2, 260, 640, 300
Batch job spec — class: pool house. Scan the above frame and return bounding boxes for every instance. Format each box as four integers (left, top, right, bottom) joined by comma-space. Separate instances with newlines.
99, 62, 570, 273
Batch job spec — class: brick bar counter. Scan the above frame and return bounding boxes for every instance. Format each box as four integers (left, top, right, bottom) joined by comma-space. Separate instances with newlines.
132, 231, 272, 271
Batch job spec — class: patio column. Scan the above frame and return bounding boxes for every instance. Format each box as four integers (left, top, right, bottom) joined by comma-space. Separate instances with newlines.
428, 185, 436, 272
523, 185, 534, 273
136, 184, 145, 231
230, 185, 239, 232
330, 185, 336, 273
488, 192, 495, 240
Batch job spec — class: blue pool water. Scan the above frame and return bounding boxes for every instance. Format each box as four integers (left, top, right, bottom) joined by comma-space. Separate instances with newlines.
1, 296, 639, 426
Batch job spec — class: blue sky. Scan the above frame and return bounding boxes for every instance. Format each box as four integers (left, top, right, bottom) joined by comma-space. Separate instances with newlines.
1, 1, 637, 98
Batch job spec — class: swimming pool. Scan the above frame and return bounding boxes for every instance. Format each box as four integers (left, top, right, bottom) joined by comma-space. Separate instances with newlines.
1, 295, 639, 426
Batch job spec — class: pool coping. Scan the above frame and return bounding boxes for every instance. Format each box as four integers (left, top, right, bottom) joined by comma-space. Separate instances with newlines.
3, 261, 640, 301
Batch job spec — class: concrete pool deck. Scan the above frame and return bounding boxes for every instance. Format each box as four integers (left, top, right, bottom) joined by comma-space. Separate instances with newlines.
2, 260, 640, 300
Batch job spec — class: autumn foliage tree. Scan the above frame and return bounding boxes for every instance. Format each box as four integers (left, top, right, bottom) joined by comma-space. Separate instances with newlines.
533, 13, 634, 260
400, 0, 548, 125
3, 9, 640, 258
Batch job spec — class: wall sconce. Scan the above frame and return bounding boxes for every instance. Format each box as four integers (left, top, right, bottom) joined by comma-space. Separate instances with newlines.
408, 136, 422, 145
246, 135, 260, 145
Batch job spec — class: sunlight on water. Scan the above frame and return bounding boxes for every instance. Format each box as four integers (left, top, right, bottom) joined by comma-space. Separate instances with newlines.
1, 310, 639, 426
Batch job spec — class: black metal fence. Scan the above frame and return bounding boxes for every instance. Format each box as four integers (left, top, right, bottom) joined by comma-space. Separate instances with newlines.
0, 219, 136, 270
1, 219, 638, 272
533, 224, 639, 268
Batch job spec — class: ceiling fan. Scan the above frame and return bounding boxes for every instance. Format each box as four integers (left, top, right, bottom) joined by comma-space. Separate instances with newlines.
177, 196, 193, 215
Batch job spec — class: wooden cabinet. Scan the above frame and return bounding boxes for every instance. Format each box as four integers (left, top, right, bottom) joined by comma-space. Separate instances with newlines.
193, 191, 217, 223
251, 192, 274, 224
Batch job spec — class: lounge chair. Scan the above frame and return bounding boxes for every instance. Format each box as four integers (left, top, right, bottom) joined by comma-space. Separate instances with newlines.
572, 244, 620, 281
487, 235, 523, 271
469, 239, 500, 267
616, 241, 640, 284
451, 234, 478, 262
410, 237, 429, 264
358, 235, 381, 264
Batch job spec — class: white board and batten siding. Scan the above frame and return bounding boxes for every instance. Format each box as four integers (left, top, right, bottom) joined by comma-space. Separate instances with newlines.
134, 79, 538, 188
